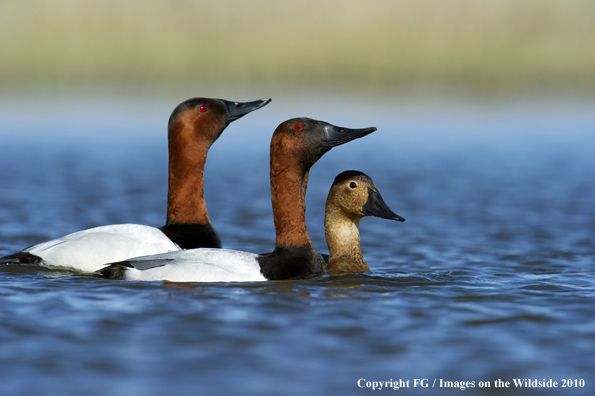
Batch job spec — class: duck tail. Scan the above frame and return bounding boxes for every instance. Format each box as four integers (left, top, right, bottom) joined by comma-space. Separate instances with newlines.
0, 251, 41, 265
95, 261, 130, 280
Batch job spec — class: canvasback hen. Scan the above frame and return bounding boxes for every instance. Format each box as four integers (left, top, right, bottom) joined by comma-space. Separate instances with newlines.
96, 118, 377, 282
323, 170, 405, 274
0, 97, 271, 273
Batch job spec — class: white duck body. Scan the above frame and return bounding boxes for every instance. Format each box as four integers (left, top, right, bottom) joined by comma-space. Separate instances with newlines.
25, 224, 181, 273
120, 249, 266, 282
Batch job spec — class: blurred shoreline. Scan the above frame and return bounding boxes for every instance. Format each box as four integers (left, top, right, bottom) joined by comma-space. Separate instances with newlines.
1, 0, 594, 96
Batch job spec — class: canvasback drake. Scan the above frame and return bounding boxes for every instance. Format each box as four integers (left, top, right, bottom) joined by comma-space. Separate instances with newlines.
323, 170, 404, 274
0, 97, 271, 273
96, 118, 377, 282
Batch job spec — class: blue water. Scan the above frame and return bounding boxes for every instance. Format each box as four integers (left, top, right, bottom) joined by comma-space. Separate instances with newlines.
1, 95, 594, 395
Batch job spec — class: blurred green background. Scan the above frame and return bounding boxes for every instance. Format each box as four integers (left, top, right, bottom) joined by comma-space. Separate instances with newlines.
1, 0, 594, 96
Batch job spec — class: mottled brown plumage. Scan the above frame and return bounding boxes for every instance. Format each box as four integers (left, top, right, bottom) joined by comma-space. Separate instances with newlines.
324, 171, 405, 274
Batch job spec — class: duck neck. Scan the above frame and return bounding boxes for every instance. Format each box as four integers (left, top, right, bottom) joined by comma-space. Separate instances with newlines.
256, 158, 322, 280
270, 162, 313, 248
324, 205, 370, 273
165, 128, 211, 226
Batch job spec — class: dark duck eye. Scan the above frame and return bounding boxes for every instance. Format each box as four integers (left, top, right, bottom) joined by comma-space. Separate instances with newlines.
349, 182, 357, 189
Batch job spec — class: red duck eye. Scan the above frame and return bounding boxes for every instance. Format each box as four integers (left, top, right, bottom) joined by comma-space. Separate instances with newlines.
295, 123, 302, 130
199, 105, 207, 112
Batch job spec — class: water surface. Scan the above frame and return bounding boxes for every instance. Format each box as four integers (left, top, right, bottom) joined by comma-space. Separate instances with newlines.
1, 96, 594, 395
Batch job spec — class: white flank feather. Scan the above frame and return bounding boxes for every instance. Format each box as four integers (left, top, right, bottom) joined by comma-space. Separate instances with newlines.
26, 224, 181, 273
123, 248, 266, 283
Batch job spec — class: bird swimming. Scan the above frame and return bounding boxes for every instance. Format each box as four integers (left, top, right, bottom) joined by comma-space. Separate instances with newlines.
323, 170, 404, 274
96, 118, 382, 282
0, 97, 271, 273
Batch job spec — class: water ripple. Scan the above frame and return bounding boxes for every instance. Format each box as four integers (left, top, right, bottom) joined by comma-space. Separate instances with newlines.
2, 106, 595, 395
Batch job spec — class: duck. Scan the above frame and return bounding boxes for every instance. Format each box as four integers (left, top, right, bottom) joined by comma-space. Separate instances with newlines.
323, 170, 404, 274
96, 118, 378, 282
0, 97, 271, 273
